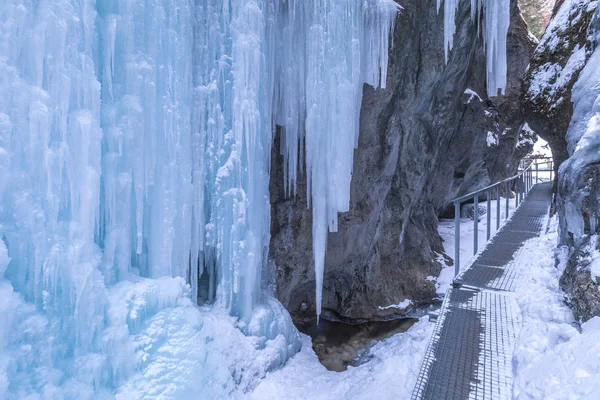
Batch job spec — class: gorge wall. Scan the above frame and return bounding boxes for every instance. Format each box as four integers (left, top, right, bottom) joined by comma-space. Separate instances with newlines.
523, 0, 600, 322
270, 0, 536, 323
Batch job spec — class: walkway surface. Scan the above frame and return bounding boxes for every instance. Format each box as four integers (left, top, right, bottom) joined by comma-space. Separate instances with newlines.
411, 182, 553, 400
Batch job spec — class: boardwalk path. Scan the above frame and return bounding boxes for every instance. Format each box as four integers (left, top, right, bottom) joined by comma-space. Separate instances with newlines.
412, 182, 553, 400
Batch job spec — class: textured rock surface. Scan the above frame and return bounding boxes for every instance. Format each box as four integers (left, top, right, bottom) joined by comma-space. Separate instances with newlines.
561, 235, 600, 322
269, 0, 535, 323
522, 0, 597, 183
557, 6, 600, 321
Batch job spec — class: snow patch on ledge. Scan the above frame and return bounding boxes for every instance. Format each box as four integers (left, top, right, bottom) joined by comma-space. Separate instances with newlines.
378, 299, 413, 311
487, 131, 499, 147
464, 88, 483, 103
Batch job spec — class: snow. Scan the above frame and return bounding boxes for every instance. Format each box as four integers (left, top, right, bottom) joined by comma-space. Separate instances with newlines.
438, 195, 518, 272
590, 245, 600, 282
438, 0, 510, 96
526, 0, 597, 109
487, 131, 499, 147
429, 254, 456, 296
249, 318, 434, 400
464, 88, 483, 103
513, 219, 600, 399
527, 46, 587, 104
378, 299, 413, 311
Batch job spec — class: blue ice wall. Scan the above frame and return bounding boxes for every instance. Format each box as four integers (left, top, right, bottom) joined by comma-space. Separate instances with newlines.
0, 0, 397, 397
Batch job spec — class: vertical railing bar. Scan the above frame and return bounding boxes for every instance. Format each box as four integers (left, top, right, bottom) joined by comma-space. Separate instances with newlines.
454, 201, 460, 277
515, 178, 519, 208
451, 157, 552, 280
505, 181, 510, 222
474, 195, 479, 256
496, 185, 501, 231
486, 189, 491, 241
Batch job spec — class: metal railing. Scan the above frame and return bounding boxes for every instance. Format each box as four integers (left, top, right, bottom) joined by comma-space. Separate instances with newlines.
451, 161, 540, 277
521, 156, 554, 183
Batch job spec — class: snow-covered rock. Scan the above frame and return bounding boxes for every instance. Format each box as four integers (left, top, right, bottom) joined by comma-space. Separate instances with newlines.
523, 0, 598, 171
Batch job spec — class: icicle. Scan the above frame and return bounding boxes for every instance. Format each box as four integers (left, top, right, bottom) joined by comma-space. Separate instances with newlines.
482, 0, 510, 96
438, 0, 509, 96
273, 0, 399, 319
437, 0, 460, 63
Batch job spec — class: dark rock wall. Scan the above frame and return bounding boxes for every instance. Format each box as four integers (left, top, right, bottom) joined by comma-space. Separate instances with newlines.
270, 0, 535, 323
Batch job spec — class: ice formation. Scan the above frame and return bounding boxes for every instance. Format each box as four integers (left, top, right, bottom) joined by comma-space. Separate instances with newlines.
560, 5, 600, 240
0, 0, 398, 396
273, 0, 399, 320
438, 0, 510, 96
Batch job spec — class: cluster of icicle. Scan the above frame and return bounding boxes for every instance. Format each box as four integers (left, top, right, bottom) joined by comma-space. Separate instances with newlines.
437, 0, 510, 96
0, 0, 399, 363
273, 0, 399, 321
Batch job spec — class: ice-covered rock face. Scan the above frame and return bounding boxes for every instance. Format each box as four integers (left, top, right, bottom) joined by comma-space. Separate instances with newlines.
552, 5, 600, 322
558, 5, 600, 244
521, 0, 600, 321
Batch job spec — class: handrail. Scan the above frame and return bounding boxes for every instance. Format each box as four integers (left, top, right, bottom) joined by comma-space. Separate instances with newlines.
449, 159, 546, 278
451, 163, 535, 204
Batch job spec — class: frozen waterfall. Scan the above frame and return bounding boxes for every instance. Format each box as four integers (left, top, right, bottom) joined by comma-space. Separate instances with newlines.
438, 0, 510, 96
0, 0, 397, 396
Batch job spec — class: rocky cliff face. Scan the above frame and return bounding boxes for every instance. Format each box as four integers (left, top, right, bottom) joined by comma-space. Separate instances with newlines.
522, 0, 597, 184
523, 1, 600, 322
557, 5, 600, 322
270, 0, 535, 323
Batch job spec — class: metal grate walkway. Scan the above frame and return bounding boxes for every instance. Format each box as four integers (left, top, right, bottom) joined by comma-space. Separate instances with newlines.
412, 182, 552, 400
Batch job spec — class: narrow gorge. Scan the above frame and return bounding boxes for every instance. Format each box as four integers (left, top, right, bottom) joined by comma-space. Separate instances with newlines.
1, 0, 600, 398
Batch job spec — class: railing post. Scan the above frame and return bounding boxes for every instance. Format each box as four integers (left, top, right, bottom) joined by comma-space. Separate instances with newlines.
506, 181, 510, 221
474, 195, 479, 256
454, 201, 460, 277
487, 189, 491, 241
530, 169, 533, 190
496, 185, 501, 231
515, 179, 519, 208
536, 161, 539, 183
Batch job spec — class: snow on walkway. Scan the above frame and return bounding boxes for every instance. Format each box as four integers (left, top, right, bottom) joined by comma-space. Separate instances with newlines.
412, 182, 552, 400
513, 218, 600, 399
